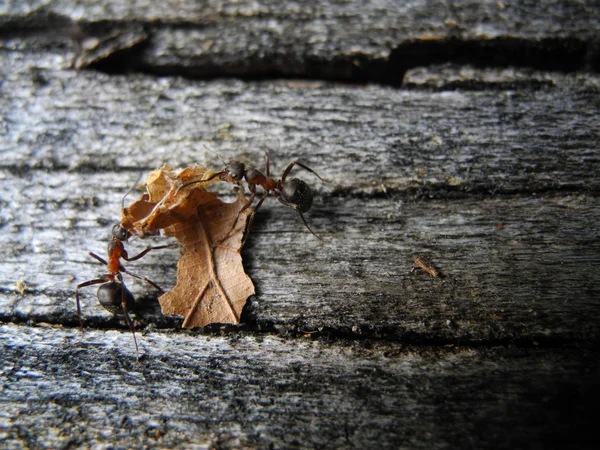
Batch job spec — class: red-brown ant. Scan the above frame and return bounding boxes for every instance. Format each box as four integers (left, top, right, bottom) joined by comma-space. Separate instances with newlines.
75, 223, 172, 354
181, 153, 325, 243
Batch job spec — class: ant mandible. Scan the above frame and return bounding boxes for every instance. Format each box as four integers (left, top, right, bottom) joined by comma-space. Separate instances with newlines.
181, 153, 325, 242
75, 223, 172, 354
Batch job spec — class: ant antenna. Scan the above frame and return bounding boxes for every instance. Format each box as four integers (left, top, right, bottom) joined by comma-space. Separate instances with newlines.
200, 143, 227, 165
121, 172, 145, 210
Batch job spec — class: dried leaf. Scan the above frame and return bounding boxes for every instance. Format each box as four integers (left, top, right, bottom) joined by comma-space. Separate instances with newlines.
122, 165, 255, 327
120, 164, 220, 235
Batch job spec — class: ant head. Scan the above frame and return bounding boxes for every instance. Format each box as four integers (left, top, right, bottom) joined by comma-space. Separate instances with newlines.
97, 281, 136, 316
223, 161, 245, 182
281, 178, 313, 213
112, 224, 131, 242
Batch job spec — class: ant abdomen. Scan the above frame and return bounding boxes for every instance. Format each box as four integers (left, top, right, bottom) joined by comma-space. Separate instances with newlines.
281, 178, 313, 213
97, 281, 136, 316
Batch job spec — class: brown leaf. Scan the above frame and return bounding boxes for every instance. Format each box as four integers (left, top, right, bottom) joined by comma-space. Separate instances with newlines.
120, 164, 220, 235
121, 165, 255, 327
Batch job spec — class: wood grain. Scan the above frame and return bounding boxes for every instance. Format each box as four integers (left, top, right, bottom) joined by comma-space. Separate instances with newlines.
2, 50, 599, 194
2, 323, 598, 449
3, 167, 598, 345
1, 58, 599, 343
1, 1, 599, 448
2, 0, 599, 78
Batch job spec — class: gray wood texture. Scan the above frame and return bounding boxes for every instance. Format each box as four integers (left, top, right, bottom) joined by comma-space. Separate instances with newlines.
1, 1, 599, 448
2, 324, 598, 449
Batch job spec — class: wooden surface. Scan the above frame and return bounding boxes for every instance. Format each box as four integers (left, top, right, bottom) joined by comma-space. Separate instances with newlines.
1, 1, 599, 448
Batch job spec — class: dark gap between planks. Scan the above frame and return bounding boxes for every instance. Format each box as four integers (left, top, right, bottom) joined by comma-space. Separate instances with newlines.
87, 35, 600, 86
2, 19, 598, 84
1, 309, 592, 351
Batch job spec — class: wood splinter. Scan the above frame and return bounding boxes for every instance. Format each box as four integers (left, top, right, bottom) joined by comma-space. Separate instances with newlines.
412, 257, 440, 278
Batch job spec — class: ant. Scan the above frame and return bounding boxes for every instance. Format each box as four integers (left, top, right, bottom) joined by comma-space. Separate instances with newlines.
75, 223, 172, 354
181, 153, 326, 243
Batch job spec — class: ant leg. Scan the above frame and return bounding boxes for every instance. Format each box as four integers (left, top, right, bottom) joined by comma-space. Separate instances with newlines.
217, 184, 258, 245
295, 209, 321, 239
240, 192, 269, 247
94, 248, 162, 290
264, 152, 270, 178
123, 244, 178, 262
230, 186, 256, 227
89, 252, 108, 266
120, 268, 165, 293
75, 277, 110, 328
281, 161, 327, 184
116, 273, 139, 356
276, 196, 322, 239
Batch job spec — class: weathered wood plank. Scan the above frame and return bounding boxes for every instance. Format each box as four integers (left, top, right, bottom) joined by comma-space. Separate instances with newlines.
1, 41, 599, 345
2, 0, 599, 79
1, 4, 599, 447
1, 323, 598, 449
1, 166, 598, 344
404, 64, 600, 90
2, 44, 599, 195
8, 0, 598, 34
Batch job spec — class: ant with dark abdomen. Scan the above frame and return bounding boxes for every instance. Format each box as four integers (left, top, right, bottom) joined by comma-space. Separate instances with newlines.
75, 223, 173, 354
180, 153, 326, 244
